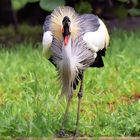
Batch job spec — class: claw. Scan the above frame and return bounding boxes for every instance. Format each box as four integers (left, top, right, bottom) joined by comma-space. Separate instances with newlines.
59, 129, 65, 137
57, 129, 70, 138
72, 130, 78, 140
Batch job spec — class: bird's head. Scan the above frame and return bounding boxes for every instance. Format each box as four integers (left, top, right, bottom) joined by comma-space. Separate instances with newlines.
62, 16, 71, 46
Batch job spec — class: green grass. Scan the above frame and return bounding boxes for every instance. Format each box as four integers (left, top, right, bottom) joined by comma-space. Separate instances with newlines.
0, 29, 140, 139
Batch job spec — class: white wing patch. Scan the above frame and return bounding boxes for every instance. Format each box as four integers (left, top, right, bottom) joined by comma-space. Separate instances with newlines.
83, 19, 109, 52
42, 31, 53, 59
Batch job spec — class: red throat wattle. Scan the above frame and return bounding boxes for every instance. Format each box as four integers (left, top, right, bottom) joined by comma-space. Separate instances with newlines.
64, 36, 69, 46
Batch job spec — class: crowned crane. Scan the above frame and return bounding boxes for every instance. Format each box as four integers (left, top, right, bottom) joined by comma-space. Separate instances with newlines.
42, 6, 109, 139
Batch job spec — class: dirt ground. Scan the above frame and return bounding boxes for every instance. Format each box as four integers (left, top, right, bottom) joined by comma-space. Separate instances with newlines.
14, 137, 140, 140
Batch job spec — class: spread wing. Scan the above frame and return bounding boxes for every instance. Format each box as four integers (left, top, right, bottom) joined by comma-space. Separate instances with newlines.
42, 15, 53, 59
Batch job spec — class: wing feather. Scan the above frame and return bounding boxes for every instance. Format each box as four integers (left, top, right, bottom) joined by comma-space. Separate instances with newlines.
83, 18, 110, 52
42, 15, 53, 59
43, 15, 51, 32
79, 14, 100, 33
42, 31, 53, 59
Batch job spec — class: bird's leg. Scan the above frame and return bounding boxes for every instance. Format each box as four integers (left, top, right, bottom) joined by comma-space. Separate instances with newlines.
73, 72, 84, 140
59, 94, 72, 137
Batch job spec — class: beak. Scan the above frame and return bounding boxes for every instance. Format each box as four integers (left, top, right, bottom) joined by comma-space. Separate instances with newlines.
62, 16, 71, 46
62, 25, 70, 46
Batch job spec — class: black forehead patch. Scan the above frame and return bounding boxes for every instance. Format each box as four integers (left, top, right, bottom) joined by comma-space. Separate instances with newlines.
62, 16, 70, 23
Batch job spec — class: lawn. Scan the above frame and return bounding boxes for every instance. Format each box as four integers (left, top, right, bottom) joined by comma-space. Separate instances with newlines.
0, 28, 140, 139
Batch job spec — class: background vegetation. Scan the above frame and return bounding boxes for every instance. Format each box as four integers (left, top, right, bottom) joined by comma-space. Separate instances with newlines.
0, 28, 140, 139
0, 0, 140, 29
0, 0, 140, 139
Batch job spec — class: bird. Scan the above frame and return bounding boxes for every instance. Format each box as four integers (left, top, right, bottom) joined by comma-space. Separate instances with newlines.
42, 6, 109, 139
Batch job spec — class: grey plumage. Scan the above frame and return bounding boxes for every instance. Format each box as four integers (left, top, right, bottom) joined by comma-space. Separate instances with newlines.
78, 14, 100, 33
42, 6, 110, 138
43, 6, 109, 100
43, 15, 51, 32
51, 35, 96, 99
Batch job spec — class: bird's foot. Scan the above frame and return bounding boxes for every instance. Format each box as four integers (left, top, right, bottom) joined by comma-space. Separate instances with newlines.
72, 130, 78, 140
57, 128, 70, 138
57, 128, 66, 137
